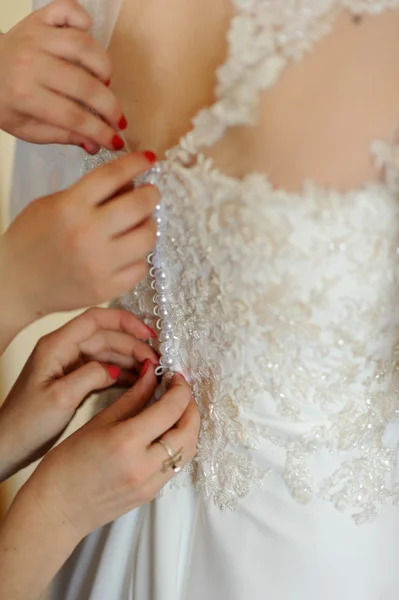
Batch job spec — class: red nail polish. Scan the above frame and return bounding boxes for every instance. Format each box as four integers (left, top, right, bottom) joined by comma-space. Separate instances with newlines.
105, 80, 111, 87
143, 150, 157, 164
139, 359, 152, 379
112, 134, 125, 151
105, 365, 121, 379
80, 143, 97, 155
118, 115, 128, 130
145, 325, 157, 339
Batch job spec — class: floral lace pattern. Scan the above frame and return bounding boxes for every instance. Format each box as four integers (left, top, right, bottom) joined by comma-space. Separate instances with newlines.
159, 160, 399, 522
172, 0, 399, 159
82, 0, 399, 521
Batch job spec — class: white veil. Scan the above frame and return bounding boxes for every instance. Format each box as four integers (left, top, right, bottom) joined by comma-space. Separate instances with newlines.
9, 0, 123, 221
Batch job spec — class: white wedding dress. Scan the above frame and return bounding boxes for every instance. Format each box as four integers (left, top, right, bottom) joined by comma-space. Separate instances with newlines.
11, 1, 399, 598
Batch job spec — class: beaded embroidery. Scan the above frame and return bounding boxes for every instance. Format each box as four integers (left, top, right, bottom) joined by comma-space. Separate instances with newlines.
81, 0, 399, 521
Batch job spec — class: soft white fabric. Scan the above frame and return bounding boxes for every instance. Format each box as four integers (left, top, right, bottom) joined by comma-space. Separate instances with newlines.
11, 0, 75, 220
11, 1, 399, 598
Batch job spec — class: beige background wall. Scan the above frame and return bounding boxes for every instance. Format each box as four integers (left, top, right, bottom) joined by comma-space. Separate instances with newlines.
0, 0, 33, 511
0, 1, 81, 508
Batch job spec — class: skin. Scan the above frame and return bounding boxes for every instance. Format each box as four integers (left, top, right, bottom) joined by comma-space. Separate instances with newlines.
0, 0, 127, 153
0, 0, 161, 352
0, 308, 200, 600
0, 307, 159, 481
6, 3, 399, 598
109, 2, 399, 191
0, 152, 159, 354
0, 5, 200, 599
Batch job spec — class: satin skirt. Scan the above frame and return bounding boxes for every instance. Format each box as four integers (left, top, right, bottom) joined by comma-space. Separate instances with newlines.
50, 441, 399, 600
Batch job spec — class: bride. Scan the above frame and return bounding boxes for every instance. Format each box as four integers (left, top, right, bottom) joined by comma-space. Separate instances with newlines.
11, 0, 399, 598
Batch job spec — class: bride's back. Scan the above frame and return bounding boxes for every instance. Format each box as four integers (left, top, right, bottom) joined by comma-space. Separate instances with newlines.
99, 0, 399, 521
109, 0, 399, 191
108, 1, 232, 158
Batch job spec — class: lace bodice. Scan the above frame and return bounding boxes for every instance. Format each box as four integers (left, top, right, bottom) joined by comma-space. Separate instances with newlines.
82, 0, 399, 524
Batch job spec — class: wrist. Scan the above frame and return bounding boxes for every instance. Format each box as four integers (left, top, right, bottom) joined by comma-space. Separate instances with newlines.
0, 404, 35, 482
26, 464, 84, 547
0, 413, 18, 482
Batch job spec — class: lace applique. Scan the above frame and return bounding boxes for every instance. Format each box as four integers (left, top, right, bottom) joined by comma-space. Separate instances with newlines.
260, 355, 399, 524
372, 139, 399, 193
171, 0, 399, 160
113, 163, 268, 509
169, 145, 399, 517
147, 156, 399, 519
80, 0, 399, 520
83, 154, 399, 519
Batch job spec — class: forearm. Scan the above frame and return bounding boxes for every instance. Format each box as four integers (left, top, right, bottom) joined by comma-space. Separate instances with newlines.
0, 295, 31, 356
0, 419, 18, 482
0, 482, 80, 600
0, 411, 32, 483
0, 246, 36, 354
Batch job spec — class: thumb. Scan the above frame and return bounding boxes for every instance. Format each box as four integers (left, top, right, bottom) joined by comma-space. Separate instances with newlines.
55, 361, 120, 411
167, 373, 188, 389
99, 359, 157, 424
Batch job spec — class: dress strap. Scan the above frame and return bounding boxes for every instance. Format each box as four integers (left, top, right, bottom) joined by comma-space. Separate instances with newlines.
169, 0, 399, 164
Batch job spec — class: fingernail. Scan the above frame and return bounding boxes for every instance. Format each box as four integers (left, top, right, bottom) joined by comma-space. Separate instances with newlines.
145, 325, 157, 339
105, 365, 121, 379
80, 143, 98, 156
143, 150, 157, 164
177, 373, 187, 382
139, 359, 152, 379
105, 79, 111, 87
118, 115, 128, 130
112, 134, 125, 151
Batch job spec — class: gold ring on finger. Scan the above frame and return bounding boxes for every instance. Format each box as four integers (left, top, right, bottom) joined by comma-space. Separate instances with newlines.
156, 438, 183, 474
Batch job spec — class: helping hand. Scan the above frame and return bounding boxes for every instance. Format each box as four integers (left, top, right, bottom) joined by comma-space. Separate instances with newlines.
23, 361, 199, 541
0, 0, 127, 153
0, 151, 158, 351
0, 307, 158, 481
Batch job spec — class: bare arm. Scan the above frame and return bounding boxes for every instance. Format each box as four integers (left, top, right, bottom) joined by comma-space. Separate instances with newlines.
0, 310, 199, 599
0, 486, 79, 600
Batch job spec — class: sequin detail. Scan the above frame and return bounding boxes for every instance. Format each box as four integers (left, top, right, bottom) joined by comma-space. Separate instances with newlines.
154, 159, 399, 521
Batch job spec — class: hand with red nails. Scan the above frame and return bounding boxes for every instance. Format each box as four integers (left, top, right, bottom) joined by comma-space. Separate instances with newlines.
0, 346, 200, 600
30, 366, 199, 537
0, 307, 158, 483
0, 151, 159, 353
0, 0, 128, 153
